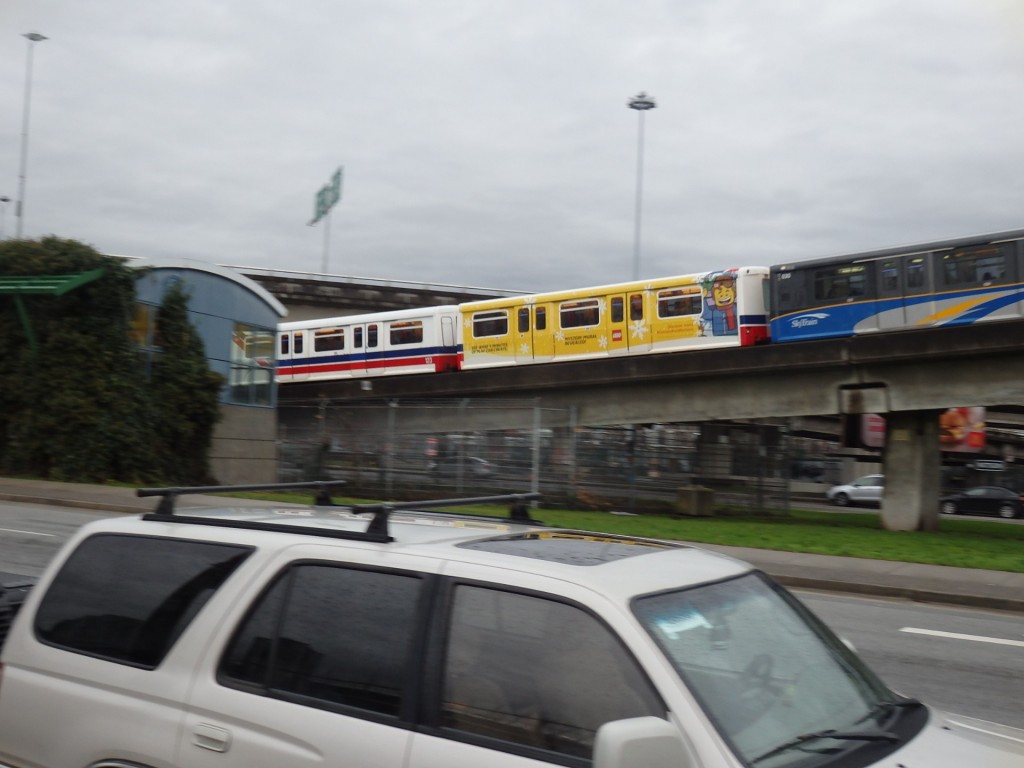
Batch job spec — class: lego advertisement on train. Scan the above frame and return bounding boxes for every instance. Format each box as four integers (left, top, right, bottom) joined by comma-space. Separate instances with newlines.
850, 408, 986, 452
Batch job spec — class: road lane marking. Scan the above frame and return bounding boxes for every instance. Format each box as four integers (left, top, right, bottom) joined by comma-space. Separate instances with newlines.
0, 527, 54, 537
900, 627, 1024, 648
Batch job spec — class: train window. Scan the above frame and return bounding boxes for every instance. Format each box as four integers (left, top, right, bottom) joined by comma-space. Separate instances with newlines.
353, 327, 363, 349
813, 265, 866, 301
657, 287, 702, 318
611, 297, 624, 323
314, 328, 345, 352
473, 311, 509, 338
906, 258, 926, 290
880, 261, 899, 292
279, 334, 289, 356
367, 324, 379, 348
942, 246, 1006, 287
535, 306, 547, 331
518, 307, 530, 333
293, 333, 303, 355
560, 299, 600, 329
629, 294, 644, 321
773, 272, 796, 312
390, 320, 424, 346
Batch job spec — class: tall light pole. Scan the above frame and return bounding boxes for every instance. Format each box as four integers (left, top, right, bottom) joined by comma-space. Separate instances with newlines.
16, 32, 48, 240
628, 91, 656, 281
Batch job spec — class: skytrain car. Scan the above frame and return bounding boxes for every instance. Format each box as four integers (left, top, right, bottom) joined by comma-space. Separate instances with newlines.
459, 267, 770, 370
277, 305, 460, 382
769, 229, 1024, 342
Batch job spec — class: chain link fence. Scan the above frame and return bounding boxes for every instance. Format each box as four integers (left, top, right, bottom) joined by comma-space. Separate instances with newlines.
277, 399, 848, 514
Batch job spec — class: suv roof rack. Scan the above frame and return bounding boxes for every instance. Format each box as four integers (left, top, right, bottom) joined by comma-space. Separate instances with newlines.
350, 493, 545, 536
137, 481, 349, 515
137, 483, 543, 543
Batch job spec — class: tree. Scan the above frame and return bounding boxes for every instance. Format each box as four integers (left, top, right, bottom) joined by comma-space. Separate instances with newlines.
0, 237, 221, 484
149, 281, 224, 484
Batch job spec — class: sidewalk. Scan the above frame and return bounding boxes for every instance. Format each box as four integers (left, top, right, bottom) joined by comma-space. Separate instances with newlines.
1, 477, 1022, 614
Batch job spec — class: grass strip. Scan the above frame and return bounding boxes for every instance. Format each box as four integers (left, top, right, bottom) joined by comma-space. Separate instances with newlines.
231, 492, 1024, 573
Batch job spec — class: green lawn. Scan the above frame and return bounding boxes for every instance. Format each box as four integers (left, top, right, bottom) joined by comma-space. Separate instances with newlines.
528, 508, 1024, 573
237, 492, 1024, 573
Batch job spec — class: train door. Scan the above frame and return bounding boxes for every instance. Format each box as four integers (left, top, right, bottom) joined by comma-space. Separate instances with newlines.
362, 322, 380, 375
513, 306, 534, 364
625, 290, 652, 353
876, 257, 906, 330
606, 293, 630, 356
277, 330, 309, 381
905, 252, 937, 325
439, 313, 458, 370
532, 303, 554, 362
515, 303, 554, 363
350, 324, 370, 376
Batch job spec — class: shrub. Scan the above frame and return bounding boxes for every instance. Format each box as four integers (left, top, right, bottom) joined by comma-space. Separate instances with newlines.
0, 237, 221, 484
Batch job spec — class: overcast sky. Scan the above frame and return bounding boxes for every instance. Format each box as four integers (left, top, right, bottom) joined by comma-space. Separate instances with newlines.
2, 1, 1024, 293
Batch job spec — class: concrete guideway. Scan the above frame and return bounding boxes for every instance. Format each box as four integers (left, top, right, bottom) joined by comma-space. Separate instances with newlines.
0, 477, 1022, 614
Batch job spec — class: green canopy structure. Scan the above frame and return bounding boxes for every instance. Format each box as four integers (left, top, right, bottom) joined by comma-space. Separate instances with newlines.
0, 268, 105, 353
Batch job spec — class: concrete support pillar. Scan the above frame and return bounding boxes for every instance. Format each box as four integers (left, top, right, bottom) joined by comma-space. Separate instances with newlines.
880, 410, 941, 531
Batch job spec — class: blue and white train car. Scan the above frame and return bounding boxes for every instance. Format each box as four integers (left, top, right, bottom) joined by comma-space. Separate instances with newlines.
769, 229, 1024, 342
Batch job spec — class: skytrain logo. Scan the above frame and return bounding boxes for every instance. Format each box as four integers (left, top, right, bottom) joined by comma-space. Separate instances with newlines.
790, 313, 829, 328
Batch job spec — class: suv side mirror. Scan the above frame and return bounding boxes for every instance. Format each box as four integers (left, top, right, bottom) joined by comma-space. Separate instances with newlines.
593, 716, 692, 768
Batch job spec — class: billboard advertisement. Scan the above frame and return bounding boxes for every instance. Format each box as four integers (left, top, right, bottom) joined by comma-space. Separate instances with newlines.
848, 407, 986, 452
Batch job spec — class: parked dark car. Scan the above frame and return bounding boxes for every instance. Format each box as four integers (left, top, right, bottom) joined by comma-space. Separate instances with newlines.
939, 486, 1023, 519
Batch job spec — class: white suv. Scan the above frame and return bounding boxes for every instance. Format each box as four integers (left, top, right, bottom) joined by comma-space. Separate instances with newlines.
0, 482, 1020, 768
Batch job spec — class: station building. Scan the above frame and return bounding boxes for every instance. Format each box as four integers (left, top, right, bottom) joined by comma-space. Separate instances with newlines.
129, 257, 287, 484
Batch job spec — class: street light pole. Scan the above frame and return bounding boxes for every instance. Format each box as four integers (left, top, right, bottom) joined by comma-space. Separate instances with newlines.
16, 32, 48, 240
628, 91, 656, 281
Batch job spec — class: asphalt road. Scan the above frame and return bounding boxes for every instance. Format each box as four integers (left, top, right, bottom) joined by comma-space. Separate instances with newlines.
799, 590, 1024, 730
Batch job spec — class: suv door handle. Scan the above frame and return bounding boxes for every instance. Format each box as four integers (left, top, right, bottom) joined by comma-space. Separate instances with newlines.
193, 723, 232, 753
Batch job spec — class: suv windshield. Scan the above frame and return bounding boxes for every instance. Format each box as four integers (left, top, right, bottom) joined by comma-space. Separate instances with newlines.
633, 573, 898, 767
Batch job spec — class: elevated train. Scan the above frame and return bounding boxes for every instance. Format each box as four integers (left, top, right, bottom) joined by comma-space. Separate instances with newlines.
276, 228, 1024, 383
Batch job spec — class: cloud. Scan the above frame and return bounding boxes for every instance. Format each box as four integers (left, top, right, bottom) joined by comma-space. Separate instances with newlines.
2, 0, 1023, 291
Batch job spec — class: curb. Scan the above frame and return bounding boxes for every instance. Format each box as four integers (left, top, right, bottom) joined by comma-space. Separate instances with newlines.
0, 493, 143, 516
773, 574, 1024, 615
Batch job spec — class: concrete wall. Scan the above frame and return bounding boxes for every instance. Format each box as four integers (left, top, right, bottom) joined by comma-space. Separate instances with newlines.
210, 404, 279, 484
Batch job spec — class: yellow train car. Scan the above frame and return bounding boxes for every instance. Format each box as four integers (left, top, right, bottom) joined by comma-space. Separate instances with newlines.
459, 267, 769, 370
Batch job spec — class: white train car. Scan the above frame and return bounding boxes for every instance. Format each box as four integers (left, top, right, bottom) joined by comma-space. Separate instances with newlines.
277, 305, 461, 383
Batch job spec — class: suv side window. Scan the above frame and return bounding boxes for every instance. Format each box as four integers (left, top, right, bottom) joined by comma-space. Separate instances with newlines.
220, 563, 423, 717
34, 534, 252, 668
441, 585, 664, 758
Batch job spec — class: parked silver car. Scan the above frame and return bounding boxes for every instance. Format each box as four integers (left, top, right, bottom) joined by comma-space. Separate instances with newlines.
826, 474, 885, 507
